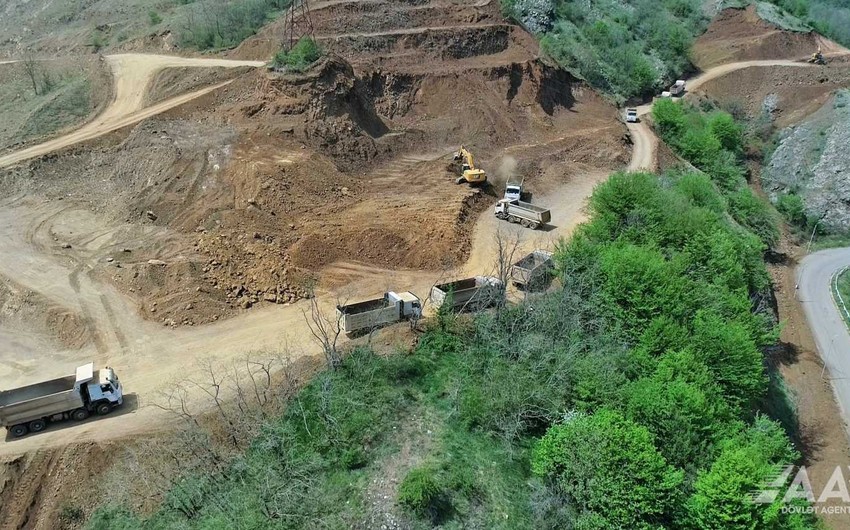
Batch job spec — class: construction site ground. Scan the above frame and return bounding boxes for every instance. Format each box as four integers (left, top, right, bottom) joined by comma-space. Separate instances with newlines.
2, 1, 850, 528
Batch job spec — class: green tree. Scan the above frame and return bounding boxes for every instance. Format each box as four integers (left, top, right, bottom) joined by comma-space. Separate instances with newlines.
685, 416, 814, 529
532, 409, 684, 528
708, 112, 744, 152
690, 311, 768, 408
653, 98, 687, 139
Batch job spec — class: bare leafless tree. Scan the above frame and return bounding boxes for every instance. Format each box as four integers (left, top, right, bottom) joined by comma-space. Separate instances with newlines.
22, 53, 40, 95
302, 284, 345, 369
491, 227, 523, 311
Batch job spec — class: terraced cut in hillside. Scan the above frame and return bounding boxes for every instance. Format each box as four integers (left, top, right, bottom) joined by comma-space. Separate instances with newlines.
0, 0, 628, 468
3, 1, 850, 527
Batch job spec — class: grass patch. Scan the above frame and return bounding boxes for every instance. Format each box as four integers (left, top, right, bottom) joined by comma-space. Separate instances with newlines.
19, 78, 91, 140
833, 267, 850, 329
756, 1, 813, 32
272, 37, 322, 72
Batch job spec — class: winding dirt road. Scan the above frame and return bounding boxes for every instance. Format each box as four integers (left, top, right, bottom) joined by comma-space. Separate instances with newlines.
0, 53, 838, 455
0, 54, 264, 169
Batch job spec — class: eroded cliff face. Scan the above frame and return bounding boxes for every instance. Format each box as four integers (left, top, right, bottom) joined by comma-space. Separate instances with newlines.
764, 90, 850, 232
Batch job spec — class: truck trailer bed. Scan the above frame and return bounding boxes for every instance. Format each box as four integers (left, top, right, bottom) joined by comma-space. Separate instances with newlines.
0, 375, 76, 407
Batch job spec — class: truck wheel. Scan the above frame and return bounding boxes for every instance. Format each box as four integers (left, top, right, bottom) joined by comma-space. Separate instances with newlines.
71, 408, 90, 421
95, 402, 112, 416
28, 419, 46, 433
9, 424, 27, 438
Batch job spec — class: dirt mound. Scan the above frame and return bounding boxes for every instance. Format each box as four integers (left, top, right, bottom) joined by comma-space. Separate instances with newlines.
692, 6, 822, 69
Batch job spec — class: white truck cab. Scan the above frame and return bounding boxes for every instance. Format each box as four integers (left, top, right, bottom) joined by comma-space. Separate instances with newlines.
504, 180, 523, 202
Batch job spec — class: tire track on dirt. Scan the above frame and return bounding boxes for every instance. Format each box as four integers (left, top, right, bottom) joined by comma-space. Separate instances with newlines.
0, 43, 841, 456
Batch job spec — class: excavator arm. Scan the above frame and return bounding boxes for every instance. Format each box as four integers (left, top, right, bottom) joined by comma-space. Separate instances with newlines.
452, 146, 486, 184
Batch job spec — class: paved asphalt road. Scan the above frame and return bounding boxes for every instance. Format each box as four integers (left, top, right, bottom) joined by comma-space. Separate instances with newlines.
798, 247, 850, 435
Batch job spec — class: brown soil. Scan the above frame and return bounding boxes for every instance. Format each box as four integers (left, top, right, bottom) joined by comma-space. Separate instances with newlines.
0, 0, 626, 329
0, 443, 119, 530
692, 5, 828, 70
695, 61, 850, 127
143, 65, 255, 107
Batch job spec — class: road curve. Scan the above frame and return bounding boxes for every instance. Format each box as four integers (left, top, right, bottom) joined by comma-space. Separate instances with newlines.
0, 54, 265, 169
798, 248, 850, 437
0, 52, 845, 454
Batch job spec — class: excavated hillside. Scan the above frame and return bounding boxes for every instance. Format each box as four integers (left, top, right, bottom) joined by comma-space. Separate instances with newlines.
693, 5, 835, 69
0, 0, 627, 329
690, 6, 850, 127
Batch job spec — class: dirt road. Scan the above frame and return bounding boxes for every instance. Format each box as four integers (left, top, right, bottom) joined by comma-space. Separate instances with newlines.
797, 248, 850, 436
0, 51, 838, 455
0, 54, 264, 169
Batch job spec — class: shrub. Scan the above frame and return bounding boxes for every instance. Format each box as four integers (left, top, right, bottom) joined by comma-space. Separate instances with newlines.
90, 30, 107, 52
709, 112, 744, 153
398, 467, 443, 516
179, 0, 292, 50
532, 410, 684, 528
59, 503, 84, 525
776, 192, 807, 228
272, 37, 322, 72
685, 416, 813, 529
728, 188, 780, 248
148, 10, 162, 25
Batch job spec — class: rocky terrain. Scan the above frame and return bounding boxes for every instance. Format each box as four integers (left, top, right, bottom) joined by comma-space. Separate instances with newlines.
764, 89, 850, 231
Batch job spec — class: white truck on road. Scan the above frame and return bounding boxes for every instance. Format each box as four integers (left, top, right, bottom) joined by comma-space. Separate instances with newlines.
504, 179, 524, 202
494, 199, 551, 229
336, 291, 421, 334
0, 363, 124, 438
431, 276, 504, 312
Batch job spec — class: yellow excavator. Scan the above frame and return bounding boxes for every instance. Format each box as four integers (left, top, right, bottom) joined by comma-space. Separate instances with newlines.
452, 146, 487, 185
808, 46, 826, 65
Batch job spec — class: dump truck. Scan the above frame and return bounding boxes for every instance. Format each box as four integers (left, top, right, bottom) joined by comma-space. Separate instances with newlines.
504, 179, 524, 202
669, 80, 685, 97
625, 108, 638, 123
494, 199, 551, 229
0, 363, 124, 438
336, 291, 421, 334
511, 250, 554, 290
431, 276, 504, 312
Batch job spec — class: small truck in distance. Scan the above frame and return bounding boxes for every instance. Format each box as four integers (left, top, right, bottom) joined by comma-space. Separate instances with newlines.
431, 276, 504, 312
511, 250, 554, 291
625, 108, 638, 123
336, 291, 422, 334
494, 199, 551, 230
0, 363, 124, 438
